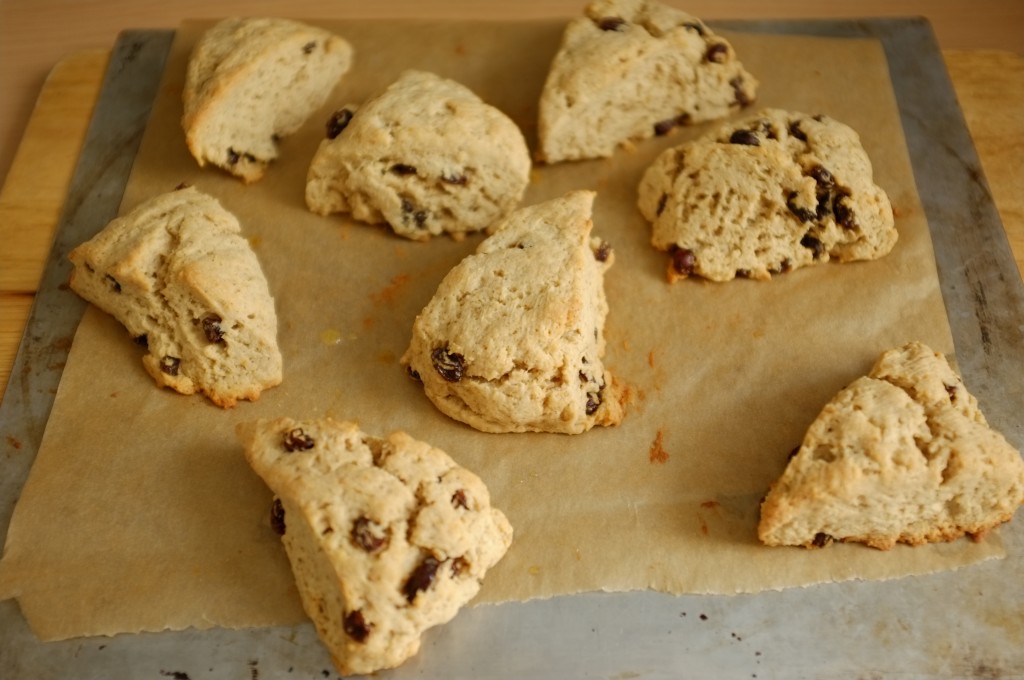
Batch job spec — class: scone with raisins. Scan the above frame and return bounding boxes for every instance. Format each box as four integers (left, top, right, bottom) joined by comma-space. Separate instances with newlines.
183, 17, 353, 182
537, 0, 758, 163
238, 417, 513, 676
68, 185, 282, 407
637, 108, 897, 282
401, 190, 624, 434
305, 70, 531, 240
758, 342, 1024, 550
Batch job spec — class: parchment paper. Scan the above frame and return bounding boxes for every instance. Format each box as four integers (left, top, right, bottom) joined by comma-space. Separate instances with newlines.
0, 19, 1005, 641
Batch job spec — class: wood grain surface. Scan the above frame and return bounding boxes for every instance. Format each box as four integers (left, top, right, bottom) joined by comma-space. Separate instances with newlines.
0, 34, 1021, 400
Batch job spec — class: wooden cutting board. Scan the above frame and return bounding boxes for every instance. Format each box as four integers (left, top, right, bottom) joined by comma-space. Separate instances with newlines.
1, 47, 1022, 398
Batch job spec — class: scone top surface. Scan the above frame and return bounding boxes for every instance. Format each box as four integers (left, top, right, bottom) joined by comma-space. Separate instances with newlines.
239, 417, 512, 676
537, 0, 759, 163
638, 108, 897, 282
183, 17, 354, 182
68, 185, 282, 407
305, 70, 532, 240
401, 190, 624, 434
758, 342, 1024, 550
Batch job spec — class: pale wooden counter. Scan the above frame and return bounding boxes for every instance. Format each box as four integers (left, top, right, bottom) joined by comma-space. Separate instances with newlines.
0, 6, 1022, 399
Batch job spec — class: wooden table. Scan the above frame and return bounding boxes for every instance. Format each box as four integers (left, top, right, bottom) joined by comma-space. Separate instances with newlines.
1, 2, 1022, 400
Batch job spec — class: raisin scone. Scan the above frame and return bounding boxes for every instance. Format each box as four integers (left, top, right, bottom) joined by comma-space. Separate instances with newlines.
758, 342, 1024, 550
305, 70, 532, 241
68, 185, 282, 407
238, 417, 513, 676
401, 190, 624, 434
638, 108, 897, 282
183, 17, 353, 183
537, 0, 758, 163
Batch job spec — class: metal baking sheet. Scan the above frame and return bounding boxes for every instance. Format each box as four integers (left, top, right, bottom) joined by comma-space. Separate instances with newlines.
2, 18, 1023, 679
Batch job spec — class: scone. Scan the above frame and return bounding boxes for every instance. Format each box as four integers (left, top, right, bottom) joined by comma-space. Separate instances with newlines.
537, 0, 758, 163
758, 342, 1024, 550
183, 17, 353, 183
68, 185, 282, 407
305, 70, 531, 240
638, 108, 897, 282
238, 417, 513, 676
401, 190, 624, 434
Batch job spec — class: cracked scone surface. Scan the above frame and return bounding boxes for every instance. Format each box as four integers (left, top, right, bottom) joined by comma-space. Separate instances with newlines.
68, 186, 282, 407
183, 17, 353, 182
638, 108, 897, 282
305, 70, 531, 240
758, 342, 1024, 550
537, 0, 758, 163
238, 417, 513, 676
401, 190, 624, 434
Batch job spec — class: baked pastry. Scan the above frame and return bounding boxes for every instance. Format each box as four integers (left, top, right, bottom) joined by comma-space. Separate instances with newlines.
238, 417, 513, 676
401, 190, 624, 433
305, 70, 531, 240
68, 185, 282, 407
183, 17, 353, 183
758, 342, 1024, 550
537, 0, 758, 163
638, 108, 897, 282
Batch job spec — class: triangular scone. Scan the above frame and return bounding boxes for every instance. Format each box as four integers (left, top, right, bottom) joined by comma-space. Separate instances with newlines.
238, 417, 513, 676
68, 186, 282, 407
401, 190, 624, 434
638, 109, 897, 282
183, 18, 353, 182
537, 0, 758, 163
306, 70, 531, 240
758, 342, 1024, 550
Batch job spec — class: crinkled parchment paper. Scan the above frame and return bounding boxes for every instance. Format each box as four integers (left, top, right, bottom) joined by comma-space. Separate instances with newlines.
0, 19, 1004, 640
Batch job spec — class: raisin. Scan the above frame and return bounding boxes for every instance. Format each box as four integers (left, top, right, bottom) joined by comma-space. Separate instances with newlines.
283, 427, 315, 452
451, 556, 470, 577
302, 41, 316, 54
945, 383, 958, 401
326, 109, 353, 139
270, 499, 286, 536
735, 269, 751, 279
174, 181, 191, 191
431, 347, 464, 382
671, 246, 697, 276
800, 234, 825, 260
833, 191, 857, 229
403, 555, 441, 602
682, 21, 706, 36
585, 383, 605, 416
133, 334, 149, 348
442, 173, 467, 185
401, 198, 428, 229
811, 532, 835, 548
452, 489, 469, 510
656, 193, 668, 216
159, 356, 180, 376
808, 165, 834, 188
728, 129, 760, 146
786, 192, 816, 223
227, 148, 240, 165
351, 516, 389, 553
654, 118, 677, 136
390, 163, 417, 176
597, 17, 626, 31
789, 120, 808, 142
407, 366, 422, 381
593, 241, 612, 262
705, 43, 729, 63
201, 314, 225, 344
730, 76, 753, 107
343, 610, 370, 642
105, 274, 122, 293
787, 445, 801, 460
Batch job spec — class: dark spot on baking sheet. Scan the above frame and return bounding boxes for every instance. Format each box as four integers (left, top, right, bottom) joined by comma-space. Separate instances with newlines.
812, 532, 834, 548
248, 659, 259, 680
432, 347, 465, 382
649, 430, 669, 464
391, 163, 418, 176
351, 516, 389, 553
728, 129, 759, 146
159, 356, 180, 376
670, 246, 697, 277
699, 613, 708, 621
403, 555, 442, 602
344, 610, 371, 642
6, 435, 22, 451
705, 42, 729, 63
270, 498, 286, 536
200, 313, 225, 344
159, 672, 191, 680
302, 40, 316, 54
593, 241, 612, 262
283, 427, 315, 452
452, 489, 469, 509
105, 274, 121, 293
683, 21, 706, 36
370, 273, 411, 307
326, 109, 353, 139
597, 16, 627, 31
174, 181, 191, 191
